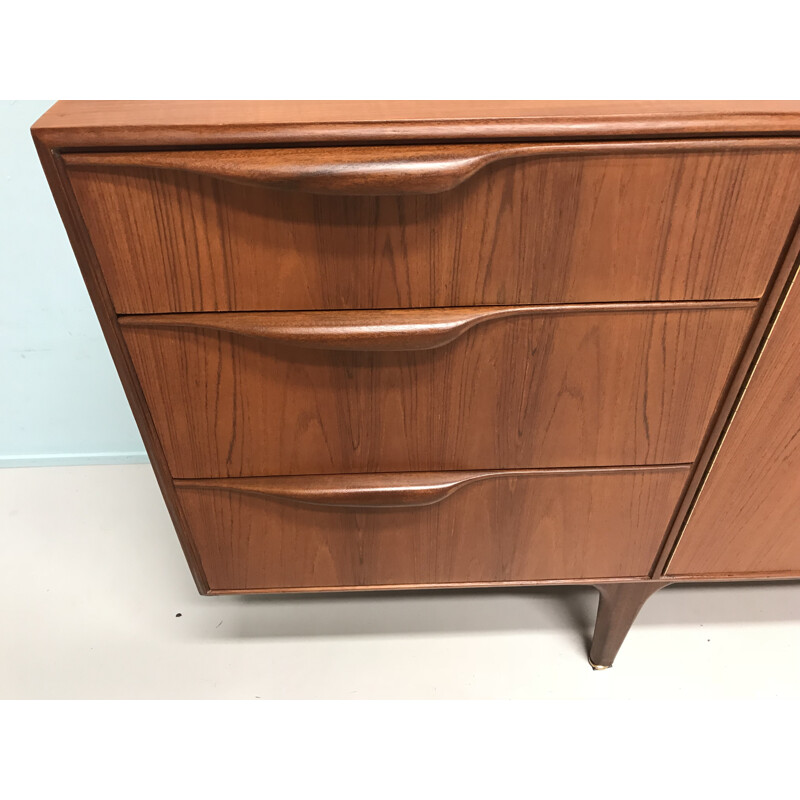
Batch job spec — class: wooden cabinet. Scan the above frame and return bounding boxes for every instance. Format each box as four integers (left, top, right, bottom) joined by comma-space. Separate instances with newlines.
33, 101, 800, 669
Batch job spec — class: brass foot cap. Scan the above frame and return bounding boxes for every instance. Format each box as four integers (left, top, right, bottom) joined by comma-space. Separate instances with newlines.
589, 657, 612, 670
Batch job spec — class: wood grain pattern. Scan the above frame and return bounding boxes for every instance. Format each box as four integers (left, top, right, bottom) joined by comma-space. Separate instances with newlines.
121, 303, 755, 478
175, 466, 690, 591
66, 145, 800, 313
31, 100, 800, 150
666, 261, 800, 576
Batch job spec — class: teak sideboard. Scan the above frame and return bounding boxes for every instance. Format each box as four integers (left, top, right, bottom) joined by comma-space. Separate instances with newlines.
33, 101, 800, 669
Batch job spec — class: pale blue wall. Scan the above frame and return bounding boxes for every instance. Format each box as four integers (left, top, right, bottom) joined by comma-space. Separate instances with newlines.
0, 101, 147, 466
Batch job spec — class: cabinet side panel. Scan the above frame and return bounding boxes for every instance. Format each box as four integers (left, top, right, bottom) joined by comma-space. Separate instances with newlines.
31, 131, 210, 593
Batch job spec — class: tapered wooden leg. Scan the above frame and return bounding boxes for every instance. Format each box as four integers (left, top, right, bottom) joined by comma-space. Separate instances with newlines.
589, 581, 670, 669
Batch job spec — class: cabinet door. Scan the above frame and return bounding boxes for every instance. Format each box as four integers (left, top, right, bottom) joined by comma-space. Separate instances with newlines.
666, 268, 800, 576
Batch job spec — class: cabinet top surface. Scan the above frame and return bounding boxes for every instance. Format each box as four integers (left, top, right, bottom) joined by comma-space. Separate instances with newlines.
32, 100, 800, 149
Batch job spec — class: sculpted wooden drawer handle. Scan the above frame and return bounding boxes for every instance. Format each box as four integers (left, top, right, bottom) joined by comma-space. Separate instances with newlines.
118, 301, 753, 353
175, 466, 686, 509
177, 472, 495, 508
63, 138, 800, 196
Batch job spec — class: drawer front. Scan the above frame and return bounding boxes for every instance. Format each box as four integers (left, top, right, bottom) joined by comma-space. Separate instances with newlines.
65, 143, 800, 313
121, 303, 755, 478
175, 466, 690, 591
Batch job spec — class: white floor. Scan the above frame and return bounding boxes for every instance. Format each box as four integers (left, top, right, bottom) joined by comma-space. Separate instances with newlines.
1, 463, 799, 699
